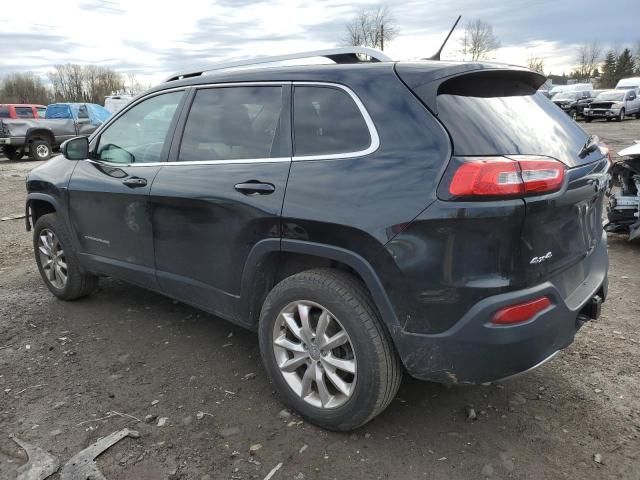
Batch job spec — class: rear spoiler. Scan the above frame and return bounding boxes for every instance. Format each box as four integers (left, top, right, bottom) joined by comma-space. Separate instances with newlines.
395, 65, 546, 115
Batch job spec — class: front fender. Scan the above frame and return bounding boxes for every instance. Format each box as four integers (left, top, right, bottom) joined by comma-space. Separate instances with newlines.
25, 193, 61, 231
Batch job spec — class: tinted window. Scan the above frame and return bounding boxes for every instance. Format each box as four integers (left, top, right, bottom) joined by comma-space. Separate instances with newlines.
435, 75, 594, 166
0, 106, 10, 118
180, 87, 283, 161
77, 105, 89, 119
15, 107, 34, 118
97, 92, 183, 164
293, 86, 371, 156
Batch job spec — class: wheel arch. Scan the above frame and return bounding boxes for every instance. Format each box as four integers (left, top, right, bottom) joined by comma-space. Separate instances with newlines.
239, 239, 401, 334
26, 128, 55, 146
25, 194, 59, 231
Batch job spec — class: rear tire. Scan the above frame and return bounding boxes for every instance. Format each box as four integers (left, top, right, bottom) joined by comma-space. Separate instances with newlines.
258, 269, 402, 431
3, 146, 23, 161
33, 213, 98, 300
30, 139, 52, 161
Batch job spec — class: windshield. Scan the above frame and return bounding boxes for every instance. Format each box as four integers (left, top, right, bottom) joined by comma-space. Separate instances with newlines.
596, 92, 625, 101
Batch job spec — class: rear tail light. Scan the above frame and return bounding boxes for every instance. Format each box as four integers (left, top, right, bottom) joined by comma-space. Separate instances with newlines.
492, 296, 552, 325
447, 156, 565, 199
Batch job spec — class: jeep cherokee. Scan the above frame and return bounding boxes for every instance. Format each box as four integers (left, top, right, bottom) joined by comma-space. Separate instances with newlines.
25, 47, 609, 431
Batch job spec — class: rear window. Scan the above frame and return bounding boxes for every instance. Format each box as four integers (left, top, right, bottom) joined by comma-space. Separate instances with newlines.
0, 106, 9, 118
293, 86, 371, 157
15, 107, 34, 118
436, 74, 592, 166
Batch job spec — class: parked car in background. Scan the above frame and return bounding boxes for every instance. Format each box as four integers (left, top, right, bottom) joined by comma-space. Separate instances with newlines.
605, 141, 640, 240
0, 104, 47, 119
615, 77, 640, 91
24, 48, 608, 431
0, 102, 111, 161
551, 90, 591, 119
583, 89, 640, 122
104, 95, 133, 114
549, 83, 593, 99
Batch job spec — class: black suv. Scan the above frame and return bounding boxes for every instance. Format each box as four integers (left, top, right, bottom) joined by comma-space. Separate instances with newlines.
25, 48, 609, 431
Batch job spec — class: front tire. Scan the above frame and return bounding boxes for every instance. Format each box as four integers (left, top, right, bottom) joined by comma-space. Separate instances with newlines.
30, 139, 52, 161
570, 109, 578, 121
3, 146, 23, 161
585, 118, 593, 123
33, 213, 98, 300
258, 269, 402, 431
617, 109, 625, 122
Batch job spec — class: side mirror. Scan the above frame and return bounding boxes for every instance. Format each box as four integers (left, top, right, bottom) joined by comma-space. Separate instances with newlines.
62, 136, 89, 160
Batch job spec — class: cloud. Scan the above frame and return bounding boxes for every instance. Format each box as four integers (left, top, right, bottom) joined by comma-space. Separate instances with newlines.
0, 0, 638, 87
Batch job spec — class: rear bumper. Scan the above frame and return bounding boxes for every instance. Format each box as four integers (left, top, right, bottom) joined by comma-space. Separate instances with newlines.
394, 232, 608, 384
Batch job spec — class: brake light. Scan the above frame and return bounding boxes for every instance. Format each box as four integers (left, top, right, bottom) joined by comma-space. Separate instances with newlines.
492, 296, 552, 325
448, 156, 565, 199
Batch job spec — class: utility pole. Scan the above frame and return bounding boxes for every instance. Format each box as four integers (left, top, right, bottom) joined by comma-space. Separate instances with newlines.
380, 24, 384, 50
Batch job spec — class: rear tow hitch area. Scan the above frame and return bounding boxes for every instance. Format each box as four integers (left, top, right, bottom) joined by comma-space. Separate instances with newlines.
576, 294, 602, 328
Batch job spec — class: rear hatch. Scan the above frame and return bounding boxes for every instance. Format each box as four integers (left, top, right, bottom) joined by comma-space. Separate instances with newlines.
397, 66, 609, 293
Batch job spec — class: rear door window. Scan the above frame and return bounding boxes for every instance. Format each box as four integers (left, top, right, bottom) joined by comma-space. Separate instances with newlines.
0, 106, 9, 118
36, 107, 47, 118
15, 107, 34, 118
179, 86, 284, 161
293, 86, 371, 157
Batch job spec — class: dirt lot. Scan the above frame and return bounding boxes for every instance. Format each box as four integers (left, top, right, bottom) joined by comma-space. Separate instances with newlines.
1, 120, 639, 480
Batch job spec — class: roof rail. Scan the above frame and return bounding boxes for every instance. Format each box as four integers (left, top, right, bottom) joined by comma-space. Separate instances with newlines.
163, 47, 392, 82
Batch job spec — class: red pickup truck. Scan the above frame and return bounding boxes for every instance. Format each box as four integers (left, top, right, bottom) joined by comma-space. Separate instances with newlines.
0, 104, 47, 119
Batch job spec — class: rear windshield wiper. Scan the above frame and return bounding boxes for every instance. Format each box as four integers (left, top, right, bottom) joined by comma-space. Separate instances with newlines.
579, 134, 598, 159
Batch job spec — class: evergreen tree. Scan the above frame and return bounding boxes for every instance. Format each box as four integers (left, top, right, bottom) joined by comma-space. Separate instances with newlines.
615, 48, 635, 82
600, 50, 617, 88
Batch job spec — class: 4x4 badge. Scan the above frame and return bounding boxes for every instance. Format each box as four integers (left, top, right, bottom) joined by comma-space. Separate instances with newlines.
530, 251, 553, 265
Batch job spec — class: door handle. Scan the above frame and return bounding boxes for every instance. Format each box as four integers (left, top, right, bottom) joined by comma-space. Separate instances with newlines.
234, 181, 275, 195
122, 177, 147, 188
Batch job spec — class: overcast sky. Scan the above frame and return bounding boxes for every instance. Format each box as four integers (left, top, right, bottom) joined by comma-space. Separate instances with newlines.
2, 0, 639, 85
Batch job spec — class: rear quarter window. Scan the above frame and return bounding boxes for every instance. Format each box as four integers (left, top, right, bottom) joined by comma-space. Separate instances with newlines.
293, 86, 371, 157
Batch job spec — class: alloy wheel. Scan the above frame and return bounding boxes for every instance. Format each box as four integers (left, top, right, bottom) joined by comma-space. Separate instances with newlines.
36, 144, 50, 159
38, 228, 68, 289
272, 301, 357, 409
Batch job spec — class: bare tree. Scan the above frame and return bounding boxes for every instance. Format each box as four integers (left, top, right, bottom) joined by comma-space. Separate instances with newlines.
460, 19, 500, 61
527, 56, 545, 74
574, 41, 602, 81
49, 64, 125, 103
0, 72, 52, 104
344, 7, 397, 51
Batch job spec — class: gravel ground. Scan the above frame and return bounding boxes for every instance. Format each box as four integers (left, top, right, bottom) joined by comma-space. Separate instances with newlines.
1, 120, 639, 480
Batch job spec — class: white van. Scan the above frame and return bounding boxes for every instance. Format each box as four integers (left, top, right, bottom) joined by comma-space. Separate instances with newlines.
616, 77, 640, 91
104, 95, 133, 114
